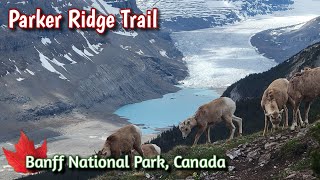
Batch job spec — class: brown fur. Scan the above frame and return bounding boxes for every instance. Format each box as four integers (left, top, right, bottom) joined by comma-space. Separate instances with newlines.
179, 97, 242, 145
288, 67, 320, 130
261, 78, 290, 136
133, 144, 161, 158
98, 125, 143, 159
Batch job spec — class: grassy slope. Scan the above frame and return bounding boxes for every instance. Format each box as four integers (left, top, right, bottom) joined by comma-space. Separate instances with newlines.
94, 121, 320, 180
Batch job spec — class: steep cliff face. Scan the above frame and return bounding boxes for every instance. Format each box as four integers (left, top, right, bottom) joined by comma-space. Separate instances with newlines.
0, 0, 187, 137
251, 16, 320, 63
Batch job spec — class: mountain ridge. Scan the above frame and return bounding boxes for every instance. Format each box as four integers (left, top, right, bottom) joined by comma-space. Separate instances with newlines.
0, 0, 188, 138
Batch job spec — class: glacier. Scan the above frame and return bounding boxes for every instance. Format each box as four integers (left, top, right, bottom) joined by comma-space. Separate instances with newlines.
137, 0, 320, 88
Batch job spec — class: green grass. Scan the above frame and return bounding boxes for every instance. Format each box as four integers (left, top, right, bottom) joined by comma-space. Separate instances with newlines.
291, 157, 311, 171
310, 122, 320, 144
279, 138, 306, 159
93, 132, 262, 180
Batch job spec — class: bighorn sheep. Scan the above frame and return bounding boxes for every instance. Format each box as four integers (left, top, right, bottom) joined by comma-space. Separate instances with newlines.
179, 97, 242, 145
97, 124, 144, 159
261, 78, 290, 136
288, 67, 320, 130
133, 144, 161, 158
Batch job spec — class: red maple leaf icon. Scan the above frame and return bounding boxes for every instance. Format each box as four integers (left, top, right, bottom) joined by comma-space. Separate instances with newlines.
2, 131, 47, 173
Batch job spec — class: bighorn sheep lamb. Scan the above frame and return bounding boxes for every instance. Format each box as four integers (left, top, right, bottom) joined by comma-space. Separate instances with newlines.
97, 124, 144, 159
288, 67, 320, 130
179, 97, 242, 145
261, 78, 290, 136
133, 144, 161, 158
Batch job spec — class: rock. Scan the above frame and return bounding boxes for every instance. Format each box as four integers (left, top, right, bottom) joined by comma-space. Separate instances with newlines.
247, 150, 258, 159
269, 136, 275, 140
264, 142, 279, 150
259, 153, 271, 165
226, 149, 241, 160
145, 173, 151, 179
186, 177, 194, 180
297, 129, 308, 137
228, 166, 236, 172
281, 136, 287, 140
285, 173, 296, 179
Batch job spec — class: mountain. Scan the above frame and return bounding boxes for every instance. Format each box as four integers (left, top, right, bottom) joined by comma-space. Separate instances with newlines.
137, 0, 294, 31
0, 0, 187, 139
251, 16, 320, 62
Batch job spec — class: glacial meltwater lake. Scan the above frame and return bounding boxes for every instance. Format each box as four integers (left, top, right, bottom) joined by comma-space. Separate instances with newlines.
115, 88, 220, 134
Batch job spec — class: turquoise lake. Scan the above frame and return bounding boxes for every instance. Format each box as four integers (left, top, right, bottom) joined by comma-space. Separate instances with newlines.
115, 88, 220, 134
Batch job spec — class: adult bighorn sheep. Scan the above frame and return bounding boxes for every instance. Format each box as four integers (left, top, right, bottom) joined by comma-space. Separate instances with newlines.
288, 67, 320, 130
97, 124, 144, 159
261, 78, 290, 136
179, 97, 242, 145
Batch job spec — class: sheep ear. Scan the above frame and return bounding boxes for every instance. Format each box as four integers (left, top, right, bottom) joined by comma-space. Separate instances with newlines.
280, 109, 284, 113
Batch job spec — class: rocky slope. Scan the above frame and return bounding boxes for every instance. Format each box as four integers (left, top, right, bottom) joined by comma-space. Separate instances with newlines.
251, 16, 320, 63
207, 124, 319, 179
0, 0, 188, 140
18, 122, 320, 180
98, 121, 319, 179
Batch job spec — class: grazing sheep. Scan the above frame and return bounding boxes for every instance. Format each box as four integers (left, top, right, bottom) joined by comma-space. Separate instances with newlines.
133, 144, 161, 158
97, 124, 143, 159
261, 78, 290, 136
288, 67, 320, 130
179, 97, 242, 145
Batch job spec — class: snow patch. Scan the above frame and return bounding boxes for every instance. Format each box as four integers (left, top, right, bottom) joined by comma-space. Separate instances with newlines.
54, 38, 61, 44
15, 65, 21, 74
72, 45, 92, 61
52, 5, 62, 13
64, 54, 77, 64
149, 39, 156, 43
41, 38, 52, 46
16, 1, 26, 5
113, 30, 138, 37
26, 69, 35, 75
34, 47, 67, 80
159, 50, 169, 58
136, 50, 144, 55
78, 31, 101, 54
120, 45, 131, 50
16, 78, 25, 82
84, 49, 94, 57
91, 0, 119, 15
